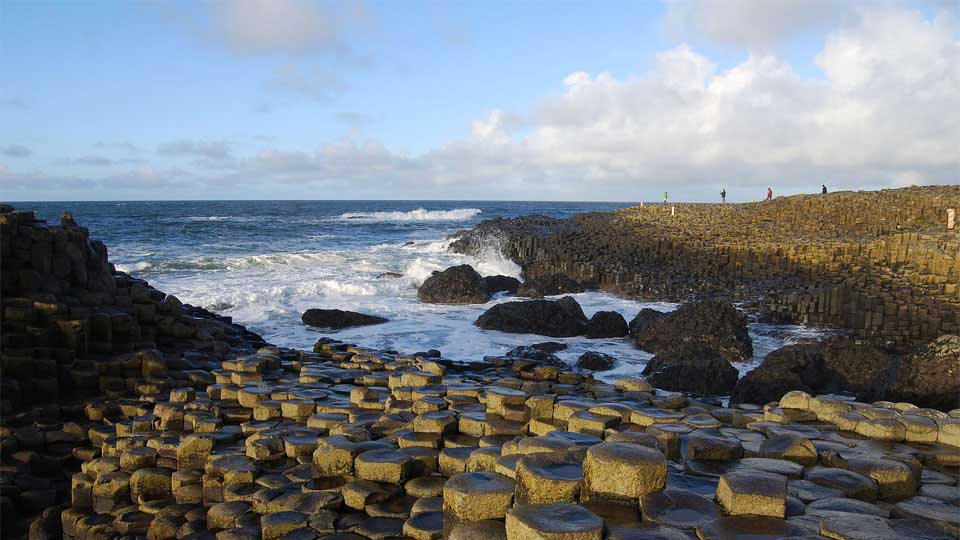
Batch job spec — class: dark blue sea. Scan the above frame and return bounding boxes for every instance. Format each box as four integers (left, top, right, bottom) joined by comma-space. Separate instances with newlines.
25, 200, 822, 379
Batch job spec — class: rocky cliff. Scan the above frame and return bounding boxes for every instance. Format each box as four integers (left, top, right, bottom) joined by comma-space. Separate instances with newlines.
451, 186, 960, 349
0, 206, 267, 414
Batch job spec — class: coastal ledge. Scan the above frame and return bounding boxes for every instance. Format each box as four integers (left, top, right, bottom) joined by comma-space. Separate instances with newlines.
1, 202, 958, 540
451, 185, 960, 350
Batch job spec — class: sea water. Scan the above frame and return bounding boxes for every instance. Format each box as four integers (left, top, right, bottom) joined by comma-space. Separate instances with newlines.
26, 200, 826, 382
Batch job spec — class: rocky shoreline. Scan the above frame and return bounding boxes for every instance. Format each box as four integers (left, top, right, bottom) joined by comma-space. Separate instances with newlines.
1, 203, 959, 540
450, 186, 960, 351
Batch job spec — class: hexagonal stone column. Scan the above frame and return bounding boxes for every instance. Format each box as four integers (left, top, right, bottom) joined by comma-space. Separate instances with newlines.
581, 442, 667, 504
515, 452, 582, 505
442, 472, 515, 536
505, 503, 603, 540
716, 470, 787, 518
355, 449, 415, 484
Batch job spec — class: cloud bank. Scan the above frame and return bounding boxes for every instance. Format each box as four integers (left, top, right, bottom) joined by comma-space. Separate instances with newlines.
4, 5, 958, 200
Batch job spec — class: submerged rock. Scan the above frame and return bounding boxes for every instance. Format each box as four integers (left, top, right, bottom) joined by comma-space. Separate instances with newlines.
301, 309, 389, 329
576, 351, 616, 371
376, 272, 404, 279
516, 273, 584, 298
642, 343, 739, 395
418, 264, 491, 304
475, 296, 588, 337
633, 300, 753, 363
507, 343, 566, 365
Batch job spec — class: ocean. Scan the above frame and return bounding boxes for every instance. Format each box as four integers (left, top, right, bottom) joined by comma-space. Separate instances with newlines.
26, 200, 825, 381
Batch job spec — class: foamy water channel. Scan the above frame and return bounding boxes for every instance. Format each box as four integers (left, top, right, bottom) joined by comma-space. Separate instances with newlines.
27, 201, 828, 381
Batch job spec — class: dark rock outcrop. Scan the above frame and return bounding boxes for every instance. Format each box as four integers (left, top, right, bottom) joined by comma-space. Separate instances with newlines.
376, 272, 403, 279
301, 309, 389, 329
507, 343, 566, 365
417, 264, 491, 304
884, 335, 960, 410
585, 311, 629, 338
576, 351, 616, 371
731, 337, 890, 405
642, 343, 739, 395
484, 275, 521, 294
475, 296, 587, 337
628, 309, 667, 338
516, 273, 584, 298
634, 300, 753, 363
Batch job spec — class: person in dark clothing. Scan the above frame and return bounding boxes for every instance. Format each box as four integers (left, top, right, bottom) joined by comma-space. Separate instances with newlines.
822, 184, 828, 194
766, 187, 773, 201
721, 188, 726, 203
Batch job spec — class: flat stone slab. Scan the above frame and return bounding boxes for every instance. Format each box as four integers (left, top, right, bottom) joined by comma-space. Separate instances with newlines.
506, 503, 604, 540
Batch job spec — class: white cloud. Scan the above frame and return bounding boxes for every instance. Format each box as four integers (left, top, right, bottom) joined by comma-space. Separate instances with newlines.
221, 5, 956, 200
210, 0, 372, 57
9, 5, 959, 201
158, 140, 232, 161
214, 0, 335, 54
665, 0, 852, 50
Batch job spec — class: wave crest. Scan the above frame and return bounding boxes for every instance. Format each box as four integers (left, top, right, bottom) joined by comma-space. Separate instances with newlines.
339, 208, 482, 222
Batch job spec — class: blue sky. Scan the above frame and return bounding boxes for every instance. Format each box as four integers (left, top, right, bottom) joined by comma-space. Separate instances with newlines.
1, 0, 957, 201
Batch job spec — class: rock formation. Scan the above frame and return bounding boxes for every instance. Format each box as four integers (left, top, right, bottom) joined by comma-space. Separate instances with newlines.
451, 186, 960, 350
301, 309, 389, 329
474, 297, 588, 338
417, 265, 491, 304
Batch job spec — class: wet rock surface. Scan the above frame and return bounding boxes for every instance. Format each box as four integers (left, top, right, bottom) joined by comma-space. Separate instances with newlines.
475, 296, 588, 337
516, 274, 585, 299
585, 311, 629, 339
885, 335, 960, 411
633, 300, 753, 363
301, 310, 389, 329
484, 276, 521, 295
418, 265, 491, 305
641, 343, 739, 395
575, 351, 616, 372
730, 337, 924, 406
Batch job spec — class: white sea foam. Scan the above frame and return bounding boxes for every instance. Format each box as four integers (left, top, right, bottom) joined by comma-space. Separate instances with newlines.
115, 261, 151, 273
338, 208, 482, 222
403, 258, 444, 286
136, 226, 826, 383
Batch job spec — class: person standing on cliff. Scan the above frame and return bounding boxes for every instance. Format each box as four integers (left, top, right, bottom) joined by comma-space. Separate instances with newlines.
822, 184, 828, 194
721, 188, 727, 203
664, 191, 668, 205
766, 187, 773, 201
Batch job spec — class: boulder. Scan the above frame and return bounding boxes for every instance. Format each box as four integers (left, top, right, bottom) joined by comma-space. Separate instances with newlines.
516, 274, 584, 298
418, 264, 491, 304
576, 351, 616, 372
376, 272, 403, 279
641, 343, 739, 395
633, 300, 753, 363
730, 337, 890, 405
484, 275, 521, 295
585, 311, 629, 338
301, 309, 389, 329
628, 308, 667, 339
507, 344, 565, 365
475, 297, 588, 338
883, 335, 960, 411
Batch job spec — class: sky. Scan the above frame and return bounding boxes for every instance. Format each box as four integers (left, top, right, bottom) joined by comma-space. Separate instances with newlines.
1, 0, 958, 202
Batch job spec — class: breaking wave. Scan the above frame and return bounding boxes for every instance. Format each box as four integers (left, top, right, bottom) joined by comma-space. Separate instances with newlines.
338, 208, 482, 222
